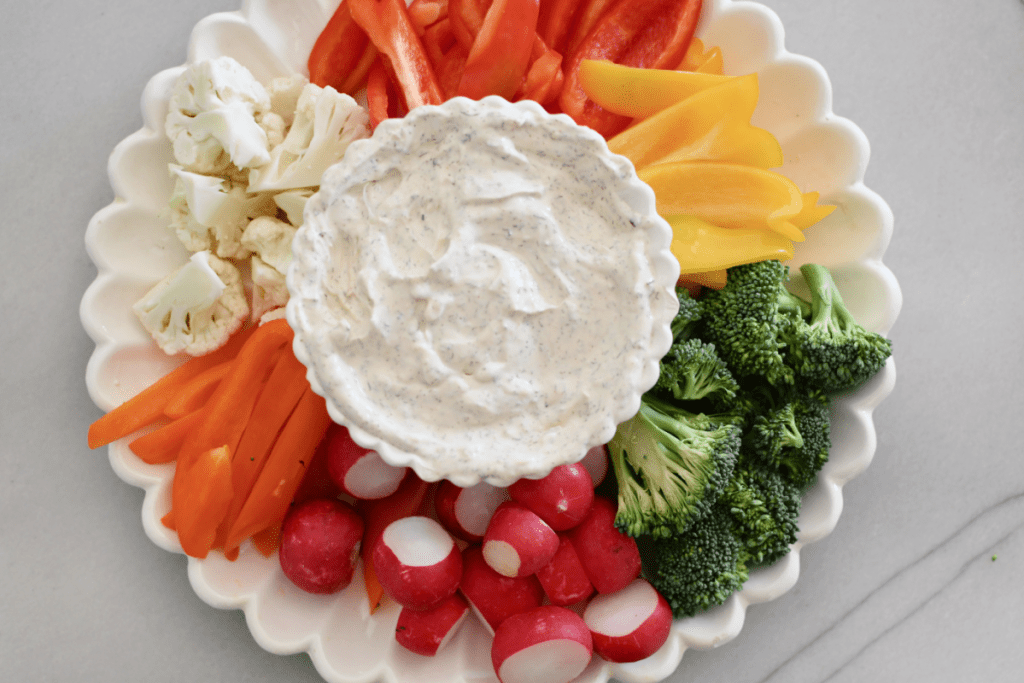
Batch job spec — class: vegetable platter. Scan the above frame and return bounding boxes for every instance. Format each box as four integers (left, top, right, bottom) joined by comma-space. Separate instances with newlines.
81, 0, 901, 682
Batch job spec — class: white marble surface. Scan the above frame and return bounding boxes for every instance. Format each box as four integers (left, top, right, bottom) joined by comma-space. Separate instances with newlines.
1, 0, 1022, 681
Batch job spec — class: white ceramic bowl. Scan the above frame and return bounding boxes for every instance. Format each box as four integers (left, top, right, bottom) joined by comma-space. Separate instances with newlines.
80, 1, 902, 682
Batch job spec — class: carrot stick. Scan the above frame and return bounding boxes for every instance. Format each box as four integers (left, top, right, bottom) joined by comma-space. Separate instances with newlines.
175, 445, 234, 559
360, 472, 431, 612
251, 525, 282, 558
163, 362, 232, 419
87, 326, 255, 449
128, 410, 205, 465
171, 320, 293, 533
214, 349, 309, 552
223, 387, 333, 554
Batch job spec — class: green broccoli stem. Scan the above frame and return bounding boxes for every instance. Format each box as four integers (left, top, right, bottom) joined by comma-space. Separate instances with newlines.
800, 263, 857, 332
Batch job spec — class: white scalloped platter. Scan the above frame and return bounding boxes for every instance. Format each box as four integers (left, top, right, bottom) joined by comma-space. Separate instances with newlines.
80, 1, 902, 683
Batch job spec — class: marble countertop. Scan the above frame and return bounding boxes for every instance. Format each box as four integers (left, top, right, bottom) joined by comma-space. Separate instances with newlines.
2, 0, 1021, 681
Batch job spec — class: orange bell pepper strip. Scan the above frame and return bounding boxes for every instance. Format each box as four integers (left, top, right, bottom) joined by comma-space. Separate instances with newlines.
174, 445, 234, 559
222, 387, 333, 554
360, 472, 431, 612
87, 326, 255, 449
348, 0, 444, 110
308, 0, 375, 94
128, 409, 205, 465
560, 0, 704, 137
457, 0, 540, 100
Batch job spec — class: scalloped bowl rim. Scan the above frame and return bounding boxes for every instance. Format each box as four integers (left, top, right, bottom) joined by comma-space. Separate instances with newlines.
80, 1, 901, 682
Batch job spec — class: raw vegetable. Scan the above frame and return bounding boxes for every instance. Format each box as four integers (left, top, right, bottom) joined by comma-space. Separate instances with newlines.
583, 578, 673, 663
507, 463, 594, 531
719, 458, 801, 567
482, 502, 560, 578
372, 515, 463, 610
491, 606, 593, 683
567, 497, 642, 594
307, 0, 373, 94
174, 445, 234, 558
534, 535, 594, 606
395, 593, 470, 656
434, 480, 509, 543
457, 0, 540, 100
459, 545, 545, 633
278, 498, 365, 594
324, 424, 406, 500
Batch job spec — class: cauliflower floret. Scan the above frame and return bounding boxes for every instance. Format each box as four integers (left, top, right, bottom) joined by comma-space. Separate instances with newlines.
133, 251, 249, 356
248, 83, 370, 191
168, 166, 277, 259
165, 57, 279, 174
250, 255, 290, 322
240, 215, 297, 273
273, 189, 314, 227
268, 74, 309, 127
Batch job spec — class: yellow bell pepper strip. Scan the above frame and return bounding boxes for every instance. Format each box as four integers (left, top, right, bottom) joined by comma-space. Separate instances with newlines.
666, 214, 795, 274
791, 191, 837, 229
579, 59, 729, 119
638, 161, 807, 242
676, 37, 723, 74
348, 0, 445, 111
604, 73, 784, 169
680, 268, 728, 291
458, 0, 540, 100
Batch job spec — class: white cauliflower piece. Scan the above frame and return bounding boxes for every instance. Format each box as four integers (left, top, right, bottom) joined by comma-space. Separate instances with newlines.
133, 251, 248, 356
248, 83, 370, 191
240, 215, 297, 273
268, 74, 309, 127
168, 166, 277, 259
250, 255, 290, 322
165, 57, 278, 173
258, 307, 288, 325
274, 189, 314, 227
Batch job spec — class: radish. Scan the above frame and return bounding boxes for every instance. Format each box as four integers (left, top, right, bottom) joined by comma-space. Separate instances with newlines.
278, 498, 364, 594
491, 606, 593, 683
535, 535, 594, 606
568, 497, 641, 594
583, 579, 673, 663
373, 515, 462, 610
508, 463, 594, 531
395, 593, 470, 656
434, 479, 509, 542
325, 424, 406, 500
459, 545, 544, 634
581, 445, 609, 487
483, 502, 560, 578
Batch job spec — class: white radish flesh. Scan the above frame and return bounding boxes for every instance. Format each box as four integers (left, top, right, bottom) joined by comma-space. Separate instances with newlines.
581, 445, 609, 487
583, 579, 673, 663
325, 424, 406, 500
508, 463, 594, 531
483, 502, 559, 577
395, 593, 470, 656
373, 516, 462, 610
460, 545, 544, 633
434, 479, 509, 542
568, 497, 641, 594
535, 535, 594, 606
491, 606, 593, 683
278, 498, 364, 594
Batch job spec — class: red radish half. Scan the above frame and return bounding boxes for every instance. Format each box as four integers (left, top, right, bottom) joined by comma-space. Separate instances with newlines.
373, 516, 462, 610
583, 579, 673, 663
508, 463, 594, 531
460, 545, 544, 634
491, 606, 593, 683
483, 502, 560, 577
535, 535, 594, 606
581, 445, 609, 487
568, 497, 641, 594
395, 593, 470, 656
325, 424, 406, 500
435, 480, 509, 542
278, 498, 364, 594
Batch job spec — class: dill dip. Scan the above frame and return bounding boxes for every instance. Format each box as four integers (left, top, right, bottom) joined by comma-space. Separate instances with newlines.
287, 96, 678, 486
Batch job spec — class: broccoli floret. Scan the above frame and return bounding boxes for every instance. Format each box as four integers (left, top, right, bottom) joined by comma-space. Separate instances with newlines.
743, 385, 832, 489
699, 260, 805, 387
722, 460, 802, 567
745, 395, 803, 463
608, 396, 741, 538
783, 387, 832, 489
644, 504, 749, 618
671, 286, 704, 341
785, 263, 892, 392
651, 338, 739, 409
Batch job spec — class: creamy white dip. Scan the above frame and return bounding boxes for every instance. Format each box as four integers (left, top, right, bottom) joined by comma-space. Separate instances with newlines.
288, 97, 678, 486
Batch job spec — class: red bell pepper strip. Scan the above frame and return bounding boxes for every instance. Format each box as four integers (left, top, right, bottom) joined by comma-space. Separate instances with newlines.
366, 59, 392, 129
560, 0, 703, 137
458, 0, 540, 100
437, 43, 471, 99
307, 0, 372, 93
537, 0, 583, 55
563, 0, 617, 56
449, 0, 491, 50
408, 0, 449, 31
518, 38, 563, 105
422, 17, 457, 66
347, 0, 445, 110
